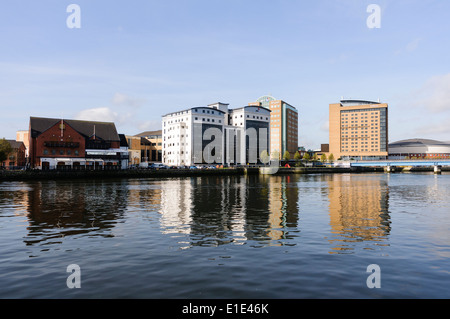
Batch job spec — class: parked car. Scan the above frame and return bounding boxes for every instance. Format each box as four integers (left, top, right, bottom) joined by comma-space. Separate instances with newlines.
151, 163, 168, 169
189, 165, 198, 169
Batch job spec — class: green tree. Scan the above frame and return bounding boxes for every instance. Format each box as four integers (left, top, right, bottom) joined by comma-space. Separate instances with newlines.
260, 150, 270, 165
283, 151, 290, 161
320, 153, 327, 162
302, 152, 310, 161
312, 153, 318, 161
271, 150, 280, 161
328, 153, 335, 163
0, 138, 13, 165
294, 151, 301, 162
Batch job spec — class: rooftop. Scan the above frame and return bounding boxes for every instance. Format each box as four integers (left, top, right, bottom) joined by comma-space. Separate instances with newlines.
29, 117, 120, 141
340, 99, 381, 106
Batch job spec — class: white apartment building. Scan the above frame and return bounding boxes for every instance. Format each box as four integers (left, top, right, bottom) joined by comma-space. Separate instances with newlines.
162, 102, 271, 166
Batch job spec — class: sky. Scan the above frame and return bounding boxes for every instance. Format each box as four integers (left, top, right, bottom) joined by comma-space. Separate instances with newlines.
1, 0, 450, 150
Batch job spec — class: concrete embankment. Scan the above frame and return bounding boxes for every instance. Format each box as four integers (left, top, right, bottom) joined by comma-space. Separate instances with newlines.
0, 168, 245, 181
0, 166, 390, 181
266, 166, 384, 174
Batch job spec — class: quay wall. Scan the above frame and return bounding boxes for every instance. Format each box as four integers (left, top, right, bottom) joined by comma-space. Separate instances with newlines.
0, 166, 383, 181
0, 166, 446, 181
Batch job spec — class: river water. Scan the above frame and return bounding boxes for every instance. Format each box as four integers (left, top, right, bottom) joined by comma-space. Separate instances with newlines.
0, 172, 449, 298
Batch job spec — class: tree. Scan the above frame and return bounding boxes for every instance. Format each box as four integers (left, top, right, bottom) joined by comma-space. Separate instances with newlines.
294, 151, 301, 162
328, 153, 335, 163
271, 150, 280, 161
312, 153, 318, 161
302, 152, 311, 161
0, 138, 13, 165
283, 151, 290, 161
260, 150, 270, 165
320, 153, 327, 162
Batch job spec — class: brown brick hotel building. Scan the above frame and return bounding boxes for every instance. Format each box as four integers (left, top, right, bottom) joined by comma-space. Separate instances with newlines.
29, 117, 128, 169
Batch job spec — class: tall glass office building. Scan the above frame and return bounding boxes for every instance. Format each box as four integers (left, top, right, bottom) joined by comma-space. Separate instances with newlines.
250, 96, 299, 159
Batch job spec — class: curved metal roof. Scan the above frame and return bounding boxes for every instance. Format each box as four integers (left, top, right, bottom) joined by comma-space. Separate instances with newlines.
389, 138, 449, 146
389, 138, 450, 154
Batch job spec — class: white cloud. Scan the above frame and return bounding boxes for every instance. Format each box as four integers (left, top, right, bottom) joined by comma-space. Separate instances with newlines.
137, 120, 162, 132
414, 121, 450, 136
406, 38, 421, 52
395, 38, 422, 55
73, 93, 161, 135
74, 107, 119, 122
413, 73, 450, 113
111, 93, 146, 108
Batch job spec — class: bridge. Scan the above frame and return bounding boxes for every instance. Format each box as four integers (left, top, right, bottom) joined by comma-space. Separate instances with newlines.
349, 160, 450, 167
347, 160, 450, 173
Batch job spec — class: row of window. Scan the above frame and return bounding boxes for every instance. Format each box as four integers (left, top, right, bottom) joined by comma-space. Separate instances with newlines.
341, 148, 380, 152
342, 141, 379, 145
194, 117, 222, 123
166, 150, 189, 155
165, 142, 189, 147
43, 149, 80, 156
230, 114, 269, 121
193, 108, 218, 115
342, 119, 379, 123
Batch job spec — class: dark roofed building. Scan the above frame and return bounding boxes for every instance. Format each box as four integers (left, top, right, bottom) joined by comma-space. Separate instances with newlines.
30, 117, 120, 142
118, 134, 129, 148
28, 117, 127, 169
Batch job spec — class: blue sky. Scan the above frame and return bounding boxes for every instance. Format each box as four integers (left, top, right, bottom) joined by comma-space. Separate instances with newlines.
1, 0, 450, 149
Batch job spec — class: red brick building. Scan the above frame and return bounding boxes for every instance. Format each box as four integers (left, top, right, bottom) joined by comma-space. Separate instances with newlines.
1, 140, 26, 168
29, 117, 127, 169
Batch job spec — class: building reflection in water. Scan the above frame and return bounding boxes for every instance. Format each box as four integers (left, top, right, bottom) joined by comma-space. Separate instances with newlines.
158, 175, 299, 248
23, 180, 128, 248
14, 174, 391, 253
327, 174, 391, 253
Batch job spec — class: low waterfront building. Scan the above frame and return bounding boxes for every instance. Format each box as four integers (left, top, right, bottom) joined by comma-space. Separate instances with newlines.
388, 138, 450, 159
162, 102, 270, 166
29, 117, 128, 170
0, 140, 26, 168
134, 130, 162, 162
119, 134, 129, 169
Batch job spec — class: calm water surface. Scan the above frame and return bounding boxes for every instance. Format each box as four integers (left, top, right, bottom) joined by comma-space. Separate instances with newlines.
0, 173, 449, 298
